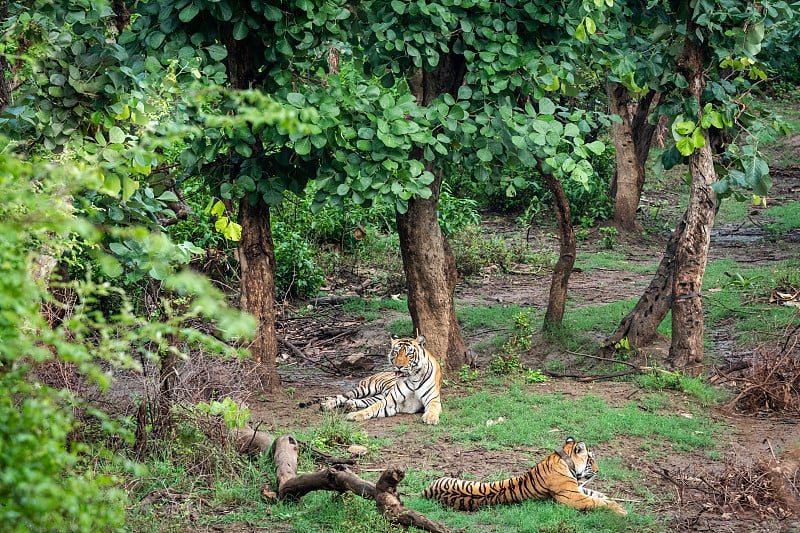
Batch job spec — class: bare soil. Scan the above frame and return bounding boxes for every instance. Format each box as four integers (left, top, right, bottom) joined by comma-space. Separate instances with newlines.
251, 166, 800, 532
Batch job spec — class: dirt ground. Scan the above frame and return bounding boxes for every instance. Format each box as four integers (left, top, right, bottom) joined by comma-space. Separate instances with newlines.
251, 166, 800, 532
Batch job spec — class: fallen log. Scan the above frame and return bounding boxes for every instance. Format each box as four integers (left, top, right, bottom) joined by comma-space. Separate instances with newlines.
267, 434, 453, 533
375, 468, 454, 533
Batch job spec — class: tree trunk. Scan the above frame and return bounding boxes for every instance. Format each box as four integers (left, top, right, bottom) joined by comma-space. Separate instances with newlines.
600, 213, 686, 352
396, 164, 467, 372
608, 83, 659, 233
667, 32, 717, 375
399, 51, 469, 373
238, 195, 280, 391
541, 167, 575, 329
218, 25, 280, 390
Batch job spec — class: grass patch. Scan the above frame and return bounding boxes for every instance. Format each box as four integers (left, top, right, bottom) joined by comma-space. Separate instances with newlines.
704, 258, 800, 344
550, 299, 671, 353
715, 197, 751, 224
340, 296, 409, 322
434, 384, 719, 452
575, 250, 658, 273
764, 201, 800, 234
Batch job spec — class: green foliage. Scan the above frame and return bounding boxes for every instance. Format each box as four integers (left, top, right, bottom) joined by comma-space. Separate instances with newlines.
438, 182, 482, 236
489, 312, 536, 376
457, 364, 481, 382
273, 221, 326, 298
636, 372, 723, 407
195, 398, 251, 429
598, 226, 619, 249
449, 226, 554, 278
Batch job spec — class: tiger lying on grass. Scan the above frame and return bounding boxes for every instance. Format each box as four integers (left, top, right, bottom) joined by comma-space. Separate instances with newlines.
300, 335, 442, 425
422, 437, 627, 514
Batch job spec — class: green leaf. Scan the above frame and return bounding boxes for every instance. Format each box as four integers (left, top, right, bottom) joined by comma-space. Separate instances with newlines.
179, 4, 200, 22
585, 140, 605, 154
263, 5, 282, 21
108, 126, 125, 144
675, 121, 696, 135
103, 174, 121, 195
584, 16, 596, 35
147, 31, 165, 49
676, 136, 695, 156
662, 145, 683, 170
121, 176, 139, 202
295, 137, 311, 155
207, 44, 228, 61
287, 92, 306, 106
222, 220, 242, 241
476, 148, 492, 162
538, 98, 555, 115
574, 22, 587, 41
233, 20, 249, 40
691, 127, 705, 149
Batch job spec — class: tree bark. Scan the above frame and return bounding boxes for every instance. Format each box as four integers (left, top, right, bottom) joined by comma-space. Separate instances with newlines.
238, 195, 280, 391
399, 51, 469, 373
667, 31, 717, 375
608, 83, 659, 233
541, 166, 575, 328
600, 213, 686, 352
217, 22, 280, 391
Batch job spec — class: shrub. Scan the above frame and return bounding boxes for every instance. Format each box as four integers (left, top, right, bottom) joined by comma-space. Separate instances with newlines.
273, 222, 326, 298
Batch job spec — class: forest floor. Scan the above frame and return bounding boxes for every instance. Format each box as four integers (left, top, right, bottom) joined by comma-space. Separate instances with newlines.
250, 162, 800, 533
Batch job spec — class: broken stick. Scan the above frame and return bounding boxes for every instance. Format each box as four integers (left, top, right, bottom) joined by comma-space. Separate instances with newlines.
268, 434, 452, 533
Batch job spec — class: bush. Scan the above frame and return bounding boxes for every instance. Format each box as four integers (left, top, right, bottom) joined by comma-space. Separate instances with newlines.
273, 222, 326, 298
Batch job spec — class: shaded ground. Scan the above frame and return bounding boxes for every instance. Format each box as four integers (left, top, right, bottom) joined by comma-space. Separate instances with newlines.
250, 166, 800, 532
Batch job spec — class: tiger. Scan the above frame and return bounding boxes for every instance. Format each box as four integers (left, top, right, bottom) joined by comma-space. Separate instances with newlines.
301, 335, 442, 425
421, 437, 627, 514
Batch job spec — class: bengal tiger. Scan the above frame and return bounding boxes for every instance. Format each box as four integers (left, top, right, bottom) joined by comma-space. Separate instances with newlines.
301, 335, 442, 425
421, 437, 627, 514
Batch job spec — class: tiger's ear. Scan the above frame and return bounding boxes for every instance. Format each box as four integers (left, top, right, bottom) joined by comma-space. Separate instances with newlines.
565, 437, 576, 444
416, 335, 426, 346
391, 334, 400, 341
574, 442, 585, 454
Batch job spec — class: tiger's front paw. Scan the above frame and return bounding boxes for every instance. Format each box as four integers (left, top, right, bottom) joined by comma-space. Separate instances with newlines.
344, 399, 359, 410
345, 410, 368, 422
606, 501, 627, 515
422, 411, 440, 425
320, 398, 338, 411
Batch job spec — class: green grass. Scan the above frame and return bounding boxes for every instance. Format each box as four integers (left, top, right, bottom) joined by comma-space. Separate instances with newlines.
703, 258, 800, 344
431, 385, 719, 453
575, 250, 658, 273
764, 201, 800, 234
340, 296, 409, 322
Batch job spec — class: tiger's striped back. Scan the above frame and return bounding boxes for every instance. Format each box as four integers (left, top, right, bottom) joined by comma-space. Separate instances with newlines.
422, 438, 627, 514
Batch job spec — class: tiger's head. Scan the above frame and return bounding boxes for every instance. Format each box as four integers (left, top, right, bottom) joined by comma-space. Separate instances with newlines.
389, 335, 427, 378
556, 437, 599, 483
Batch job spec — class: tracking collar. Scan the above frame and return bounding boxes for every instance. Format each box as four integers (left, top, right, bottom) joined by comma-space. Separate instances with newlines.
554, 445, 577, 476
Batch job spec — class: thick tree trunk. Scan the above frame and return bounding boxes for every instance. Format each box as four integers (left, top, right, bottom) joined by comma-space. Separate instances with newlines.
541, 167, 575, 328
396, 165, 467, 372
238, 196, 280, 391
608, 83, 659, 232
400, 52, 469, 373
667, 33, 717, 375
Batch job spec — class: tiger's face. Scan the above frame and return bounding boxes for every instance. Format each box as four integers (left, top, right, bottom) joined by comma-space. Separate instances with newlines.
389, 335, 427, 377
562, 438, 599, 482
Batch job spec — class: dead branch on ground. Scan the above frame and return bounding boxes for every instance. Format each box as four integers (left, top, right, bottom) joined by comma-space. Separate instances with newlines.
264, 434, 454, 533
649, 446, 800, 523
724, 325, 800, 413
